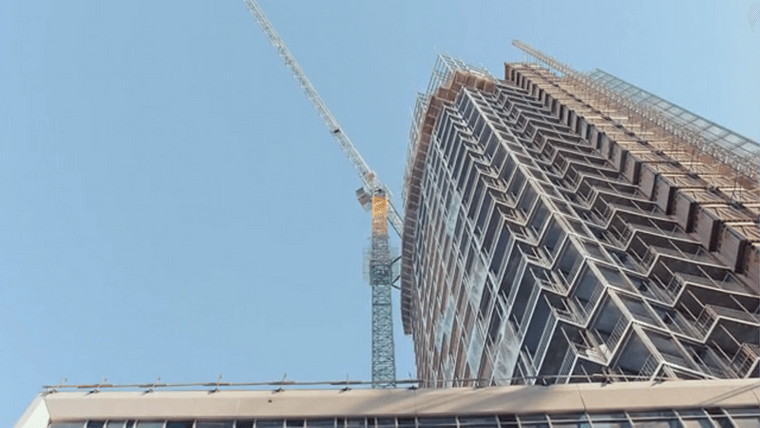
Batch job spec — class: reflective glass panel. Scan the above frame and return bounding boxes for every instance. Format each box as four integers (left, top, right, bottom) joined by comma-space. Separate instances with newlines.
306, 419, 336, 428
731, 419, 760, 428
374, 418, 395, 428
458, 415, 499, 428
418, 417, 456, 427
396, 418, 415, 428
681, 419, 713, 428
135, 423, 163, 428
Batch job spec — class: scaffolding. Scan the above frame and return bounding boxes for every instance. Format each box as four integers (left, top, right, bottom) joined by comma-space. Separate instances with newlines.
512, 40, 759, 196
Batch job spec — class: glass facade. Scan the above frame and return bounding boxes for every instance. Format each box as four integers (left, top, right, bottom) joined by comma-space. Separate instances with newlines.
400, 57, 759, 387
49, 407, 760, 428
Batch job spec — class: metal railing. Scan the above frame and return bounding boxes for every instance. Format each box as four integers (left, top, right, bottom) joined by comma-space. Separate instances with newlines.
731, 343, 760, 376
606, 317, 629, 351
534, 313, 558, 369
638, 354, 659, 379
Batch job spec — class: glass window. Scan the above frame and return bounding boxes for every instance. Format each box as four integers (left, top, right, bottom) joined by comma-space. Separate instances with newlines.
626, 411, 681, 428
286, 420, 305, 428
166, 423, 193, 428
458, 415, 498, 428
726, 409, 760, 418
418, 417, 456, 427
396, 418, 415, 428
236, 421, 254, 428
590, 413, 631, 428
306, 419, 336, 428
343, 418, 365, 428
51, 424, 85, 428
258, 421, 285, 428
710, 418, 733, 428
550, 413, 590, 428
136, 423, 163, 428
105, 422, 128, 428
706, 409, 734, 428
373, 418, 395, 428
87, 423, 105, 428
680, 419, 712, 428
630, 420, 682, 428
679, 411, 708, 418
196, 423, 234, 428
730, 418, 760, 428
519, 414, 549, 428
498, 415, 518, 428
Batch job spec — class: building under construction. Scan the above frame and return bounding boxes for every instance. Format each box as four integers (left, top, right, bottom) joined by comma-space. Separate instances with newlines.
400, 42, 759, 387
14, 38, 760, 427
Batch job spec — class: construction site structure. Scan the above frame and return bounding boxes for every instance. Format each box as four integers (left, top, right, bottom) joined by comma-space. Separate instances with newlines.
401, 43, 758, 387
242, 0, 397, 387
369, 190, 396, 385
511, 40, 760, 270
513, 40, 760, 198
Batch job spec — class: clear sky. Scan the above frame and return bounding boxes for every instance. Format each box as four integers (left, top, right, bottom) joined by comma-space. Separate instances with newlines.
2, 0, 758, 424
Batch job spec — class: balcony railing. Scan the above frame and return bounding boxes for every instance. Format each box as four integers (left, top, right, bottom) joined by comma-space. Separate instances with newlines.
570, 338, 604, 363
519, 287, 543, 338
696, 304, 760, 335
552, 303, 582, 325
520, 346, 538, 377
638, 354, 659, 379
661, 352, 693, 371
557, 346, 576, 382
606, 317, 628, 351
534, 312, 558, 370
691, 348, 734, 379
731, 343, 760, 377
665, 274, 686, 300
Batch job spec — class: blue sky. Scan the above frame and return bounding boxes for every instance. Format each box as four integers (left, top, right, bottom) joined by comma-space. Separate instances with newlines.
2, 0, 758, 424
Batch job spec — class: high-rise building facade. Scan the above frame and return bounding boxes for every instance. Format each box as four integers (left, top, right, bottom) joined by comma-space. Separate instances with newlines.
400, 43, 759, 387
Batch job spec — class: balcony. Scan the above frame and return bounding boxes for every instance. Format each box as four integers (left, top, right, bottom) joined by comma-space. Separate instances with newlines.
556, 346, 577, 382
638, 354, 660, 379
593, 316, 628, 357
730, 343, 760, 377
531, 268, 566, 295
689, 347, 736, 379
533, 312, 558, 372
669, 271, 758, 297
695, 304, 760, 335
550, 300, 584, 325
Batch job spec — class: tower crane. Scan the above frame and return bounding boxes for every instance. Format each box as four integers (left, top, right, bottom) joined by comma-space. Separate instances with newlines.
243, 0, 400, 387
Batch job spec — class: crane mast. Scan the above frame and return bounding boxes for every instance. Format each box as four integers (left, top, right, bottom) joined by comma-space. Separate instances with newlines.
243, 0, 397, 387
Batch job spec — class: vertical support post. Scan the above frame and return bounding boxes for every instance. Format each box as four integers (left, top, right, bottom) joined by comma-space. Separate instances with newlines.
370, 190, 396, 387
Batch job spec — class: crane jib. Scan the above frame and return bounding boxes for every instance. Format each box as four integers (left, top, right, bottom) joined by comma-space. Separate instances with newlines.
244, 0, 402, 237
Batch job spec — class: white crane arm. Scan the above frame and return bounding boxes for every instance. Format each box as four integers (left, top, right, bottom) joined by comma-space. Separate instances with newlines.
243, 0, 403, 236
